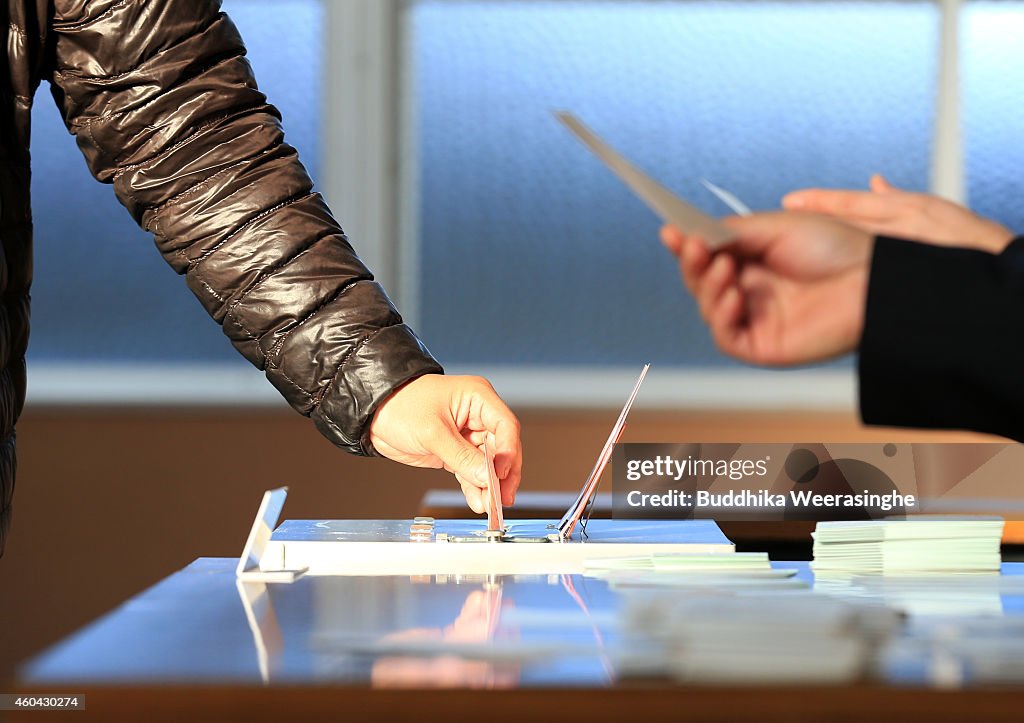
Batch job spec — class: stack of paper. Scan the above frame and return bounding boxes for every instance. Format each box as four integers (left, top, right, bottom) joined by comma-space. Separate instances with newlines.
812, 517, 1004, 575
585, 551, 770, 573
584, 552, 800, 590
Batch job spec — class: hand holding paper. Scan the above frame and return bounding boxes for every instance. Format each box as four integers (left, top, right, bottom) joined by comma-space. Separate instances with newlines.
661, 213, 874, 366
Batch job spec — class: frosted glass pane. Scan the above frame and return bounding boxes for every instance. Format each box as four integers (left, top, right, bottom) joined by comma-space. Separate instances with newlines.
963, 1, 1024, 233
29, 0, 323, 363
411, 0, 937, 367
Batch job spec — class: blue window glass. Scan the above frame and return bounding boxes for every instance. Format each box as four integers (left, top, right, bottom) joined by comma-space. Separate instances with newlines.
411, 1, 937, 367
29, 0, 324, 363
963, 1, 1024, 233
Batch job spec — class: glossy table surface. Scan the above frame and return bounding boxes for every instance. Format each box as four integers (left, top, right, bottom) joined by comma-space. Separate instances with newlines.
22, 557, 653, 687
19, 558, 1024, 688
18, 558, 1024, 722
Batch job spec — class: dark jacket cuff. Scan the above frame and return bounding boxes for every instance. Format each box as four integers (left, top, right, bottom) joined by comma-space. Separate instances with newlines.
311, 324, 444, 456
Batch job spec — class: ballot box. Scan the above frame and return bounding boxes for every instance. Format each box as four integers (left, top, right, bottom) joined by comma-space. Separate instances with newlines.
260, 517, 734, 576
418, 488, 819, 557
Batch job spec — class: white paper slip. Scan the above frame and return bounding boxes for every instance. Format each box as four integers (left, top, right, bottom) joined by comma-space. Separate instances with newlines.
584, 551, 776, 574
701, 178, 752, 216
556, 112, 735, 249
605, 571, 803, 591
652, 551, 771, 570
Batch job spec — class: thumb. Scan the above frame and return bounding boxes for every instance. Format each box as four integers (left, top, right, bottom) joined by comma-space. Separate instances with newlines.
430, 425, 490, 490
721, 212, 793, 255
869, 173, 895, 193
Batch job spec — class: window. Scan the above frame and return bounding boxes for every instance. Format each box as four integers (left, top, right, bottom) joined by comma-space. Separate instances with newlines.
29, 0, 1010, 407
963, 1, 1024, 231
409, 1, 937, 371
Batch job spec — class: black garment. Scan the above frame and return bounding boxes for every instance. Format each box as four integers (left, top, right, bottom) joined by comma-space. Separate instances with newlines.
859, 235, 1024, 442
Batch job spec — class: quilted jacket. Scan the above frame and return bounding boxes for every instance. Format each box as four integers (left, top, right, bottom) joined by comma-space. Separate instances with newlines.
0, 0, 444, 554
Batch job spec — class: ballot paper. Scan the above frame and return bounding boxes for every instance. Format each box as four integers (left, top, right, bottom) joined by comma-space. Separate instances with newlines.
583, 553, 801, 592
812, 517, 1004, 575
484, 443, 504, 533
556, 112, 736, 248
583, 551, 773, 573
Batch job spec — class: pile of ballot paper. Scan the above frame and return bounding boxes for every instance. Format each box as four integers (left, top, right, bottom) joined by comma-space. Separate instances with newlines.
584, 551, 773, 575
582, 552, 805, 590
812, 517, 1004, 575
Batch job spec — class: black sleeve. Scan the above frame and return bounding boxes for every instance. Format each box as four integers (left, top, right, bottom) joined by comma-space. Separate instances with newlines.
858, 235, 1024, 441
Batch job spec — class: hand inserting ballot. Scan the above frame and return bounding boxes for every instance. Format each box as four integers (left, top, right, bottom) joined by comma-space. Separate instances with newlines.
369, 374, 522, 514
661, 213, 874, 366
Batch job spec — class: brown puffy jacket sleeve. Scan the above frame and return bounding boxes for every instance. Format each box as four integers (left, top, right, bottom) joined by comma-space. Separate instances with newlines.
47, 1, 443, 454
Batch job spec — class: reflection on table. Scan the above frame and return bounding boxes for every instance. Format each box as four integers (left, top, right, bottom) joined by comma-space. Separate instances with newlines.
22, 558, 1024, 691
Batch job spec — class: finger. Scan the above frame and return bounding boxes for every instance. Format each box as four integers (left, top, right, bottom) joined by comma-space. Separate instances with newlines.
462, 428, 491, 448
697, 253, 736, 323
709, 285, 750, 360
497, 436, 522, 507
720, 214, 794, 257
869, 173, 895, 193
457, 476, 486, 514
660, 224, 685, 256
469, 388, 522, 506
495, 435, 522, 507
431, 424, 490, 490
711, 284, 745, 337
781, 189, 815, 210
679, 235, 712, 294
782, 189, 896, 222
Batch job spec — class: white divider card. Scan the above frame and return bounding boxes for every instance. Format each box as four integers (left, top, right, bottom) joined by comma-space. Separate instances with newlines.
237, 486, 307, 582
557, 364, 650, 539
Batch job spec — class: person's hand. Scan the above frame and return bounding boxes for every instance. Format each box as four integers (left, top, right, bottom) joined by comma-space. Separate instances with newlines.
783, 174, 1014, 253
661, 213, 874, 366
369, 374, 521, 513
